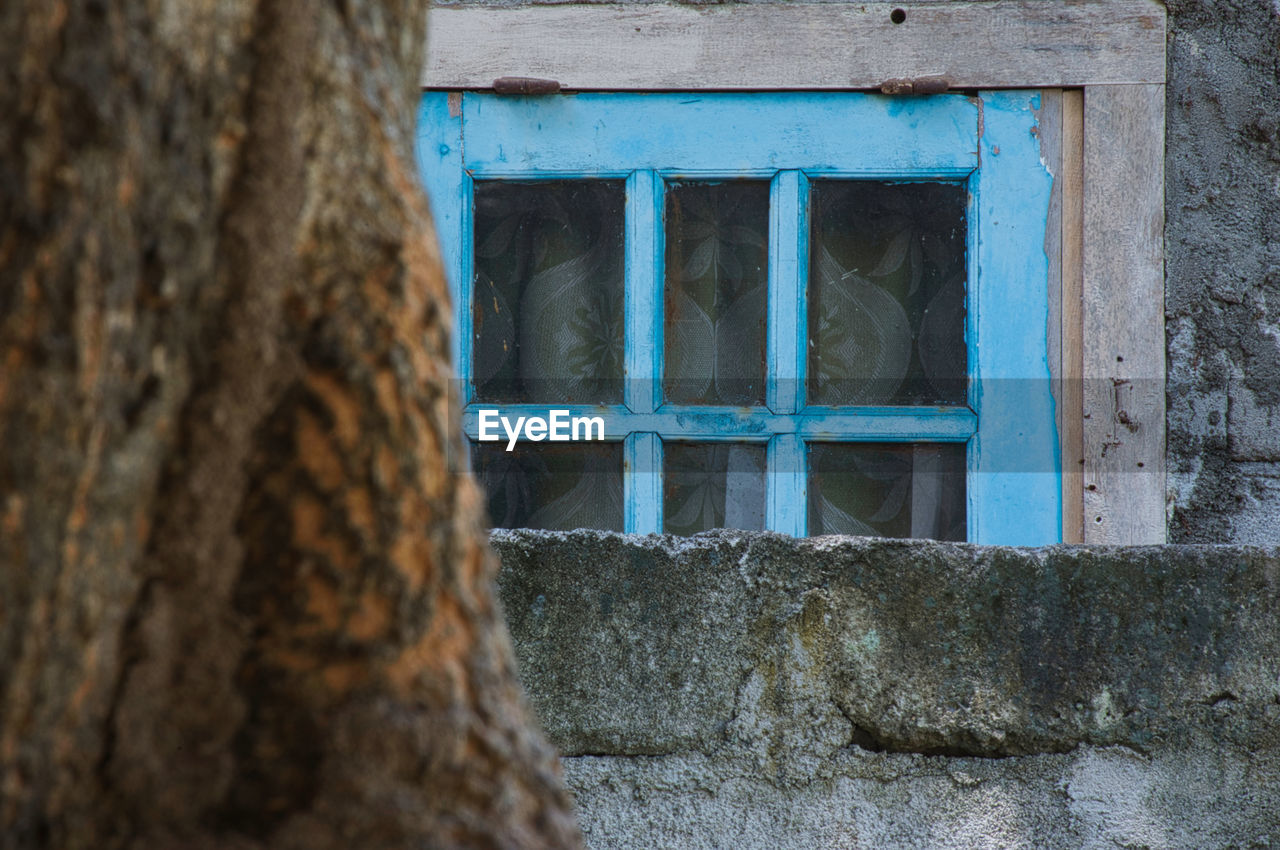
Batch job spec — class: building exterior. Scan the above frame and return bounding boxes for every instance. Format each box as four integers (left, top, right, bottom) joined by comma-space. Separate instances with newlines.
418, 1, 1280, 845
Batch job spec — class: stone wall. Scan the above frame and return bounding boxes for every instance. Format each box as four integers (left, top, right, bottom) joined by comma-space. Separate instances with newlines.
494, 530, 1280, 848
1164, 0, 1280, 542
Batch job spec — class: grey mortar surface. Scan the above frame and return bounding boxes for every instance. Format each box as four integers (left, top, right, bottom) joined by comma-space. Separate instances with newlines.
1162, 0, 1280, 542
493, 530, 1280, 848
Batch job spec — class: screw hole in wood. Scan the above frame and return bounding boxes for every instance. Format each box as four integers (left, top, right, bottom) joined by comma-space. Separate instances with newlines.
890, 8, 907, 24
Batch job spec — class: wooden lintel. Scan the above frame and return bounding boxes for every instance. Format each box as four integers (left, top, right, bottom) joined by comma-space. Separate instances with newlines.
423, 1, 1166, 91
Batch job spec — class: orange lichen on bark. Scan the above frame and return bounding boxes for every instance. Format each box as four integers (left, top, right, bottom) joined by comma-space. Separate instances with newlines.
2, 496, 23, 538
389, 534, 431, 596
343, 486, 376, 541
73, 237, 104, 399
290, 492, 358, 574
386, 592, 476, 700
302, 575, 342, 632
66, 639, 99, 716
389, 494, 435, 593
116, 173, 135, 206
369, 155, 444, 390
321, 661, 368, 696
0, 350, 18, 413
346, 592, 391, 643
372, 368, 401, 439
457, 538, 489, 598
262, 646, 321, 676
360, 263, 394, 316
61, 423, 106, 568
382, 132, 449, 312
303, 372, 362, 452
132, 505, 150, 549
290, 492, 327, 549
296, 409, 345, 493
375, 443, 399, 491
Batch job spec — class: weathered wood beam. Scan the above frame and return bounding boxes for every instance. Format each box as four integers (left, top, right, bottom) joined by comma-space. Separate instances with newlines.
424, 1, 1166, 91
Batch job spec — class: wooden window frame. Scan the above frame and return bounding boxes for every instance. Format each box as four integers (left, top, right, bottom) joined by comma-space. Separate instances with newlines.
422, 91, 1058, 543
420, 0, 1168, 544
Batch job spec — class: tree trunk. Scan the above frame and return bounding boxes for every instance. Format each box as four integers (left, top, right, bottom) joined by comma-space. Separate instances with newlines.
0, 2, 582, 848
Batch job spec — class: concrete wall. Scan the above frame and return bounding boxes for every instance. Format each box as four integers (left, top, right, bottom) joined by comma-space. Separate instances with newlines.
494, 530, 1280, 848
1164, 0, 1280, 542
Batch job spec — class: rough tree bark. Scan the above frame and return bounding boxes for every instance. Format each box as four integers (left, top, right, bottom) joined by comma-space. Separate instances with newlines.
0, 2, 582, 848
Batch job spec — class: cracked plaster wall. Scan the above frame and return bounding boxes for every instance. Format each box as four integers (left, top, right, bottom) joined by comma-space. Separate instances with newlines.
494, 530, 1280, 848
1165, 0, 1280, 542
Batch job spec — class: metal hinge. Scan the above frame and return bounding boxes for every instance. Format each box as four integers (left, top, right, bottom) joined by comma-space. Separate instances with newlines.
879, 76, 951, 95
492, 76, 561, 95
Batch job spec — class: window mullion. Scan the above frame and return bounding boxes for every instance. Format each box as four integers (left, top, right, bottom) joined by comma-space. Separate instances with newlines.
766, 434, 806, 536
624, 170, 664, 534
625, 169, 663, 415
767, 170, 808, 414
765, 171, 807, 536
625, 432, 662, 534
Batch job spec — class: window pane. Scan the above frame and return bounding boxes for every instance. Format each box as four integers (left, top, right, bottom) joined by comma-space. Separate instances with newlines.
808, 181, 967, 406
663, 442, 766, 535
473, 181, 624, 403
807, 443, 965, 540
471, 441, 623, 531
664, 181, 769, 406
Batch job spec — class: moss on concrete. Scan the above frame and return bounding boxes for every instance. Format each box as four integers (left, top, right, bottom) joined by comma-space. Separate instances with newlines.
495, 531, 1280, 763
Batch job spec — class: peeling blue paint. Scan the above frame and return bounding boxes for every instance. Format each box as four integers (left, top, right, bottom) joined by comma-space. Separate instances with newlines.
419, 91, 1060, 543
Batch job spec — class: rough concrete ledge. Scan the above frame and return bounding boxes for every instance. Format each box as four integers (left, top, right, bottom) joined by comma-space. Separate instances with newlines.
493, 531, 1280, 848
493, 530, 1280, 764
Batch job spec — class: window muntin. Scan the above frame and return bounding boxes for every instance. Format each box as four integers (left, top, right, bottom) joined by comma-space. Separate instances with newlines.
419, 91, 1062, 543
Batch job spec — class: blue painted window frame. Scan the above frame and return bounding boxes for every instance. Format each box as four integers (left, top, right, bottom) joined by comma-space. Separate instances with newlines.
417, 91, 1061, 544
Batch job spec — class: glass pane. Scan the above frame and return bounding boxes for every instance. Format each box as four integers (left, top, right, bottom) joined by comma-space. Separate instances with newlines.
473, 181, 624, 403
807, 443, 965, 540
663, 442, 766, 535
664, 181, 769, 406
471, 441, 624, 531
808, 181, 967, 406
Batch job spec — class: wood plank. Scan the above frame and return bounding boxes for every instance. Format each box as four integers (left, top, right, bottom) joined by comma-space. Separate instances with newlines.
1039, 91, 1064, 535
1082, 84, 1165, 544
425, 1, 1166, 91
461, 92, 977, 177
1037, 89, 1088, 544
1060, 89, 1086, 543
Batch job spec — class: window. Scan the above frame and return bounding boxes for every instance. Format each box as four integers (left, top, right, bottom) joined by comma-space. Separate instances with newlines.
416, 0, 1168, 544
419, 91, 1061, 544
